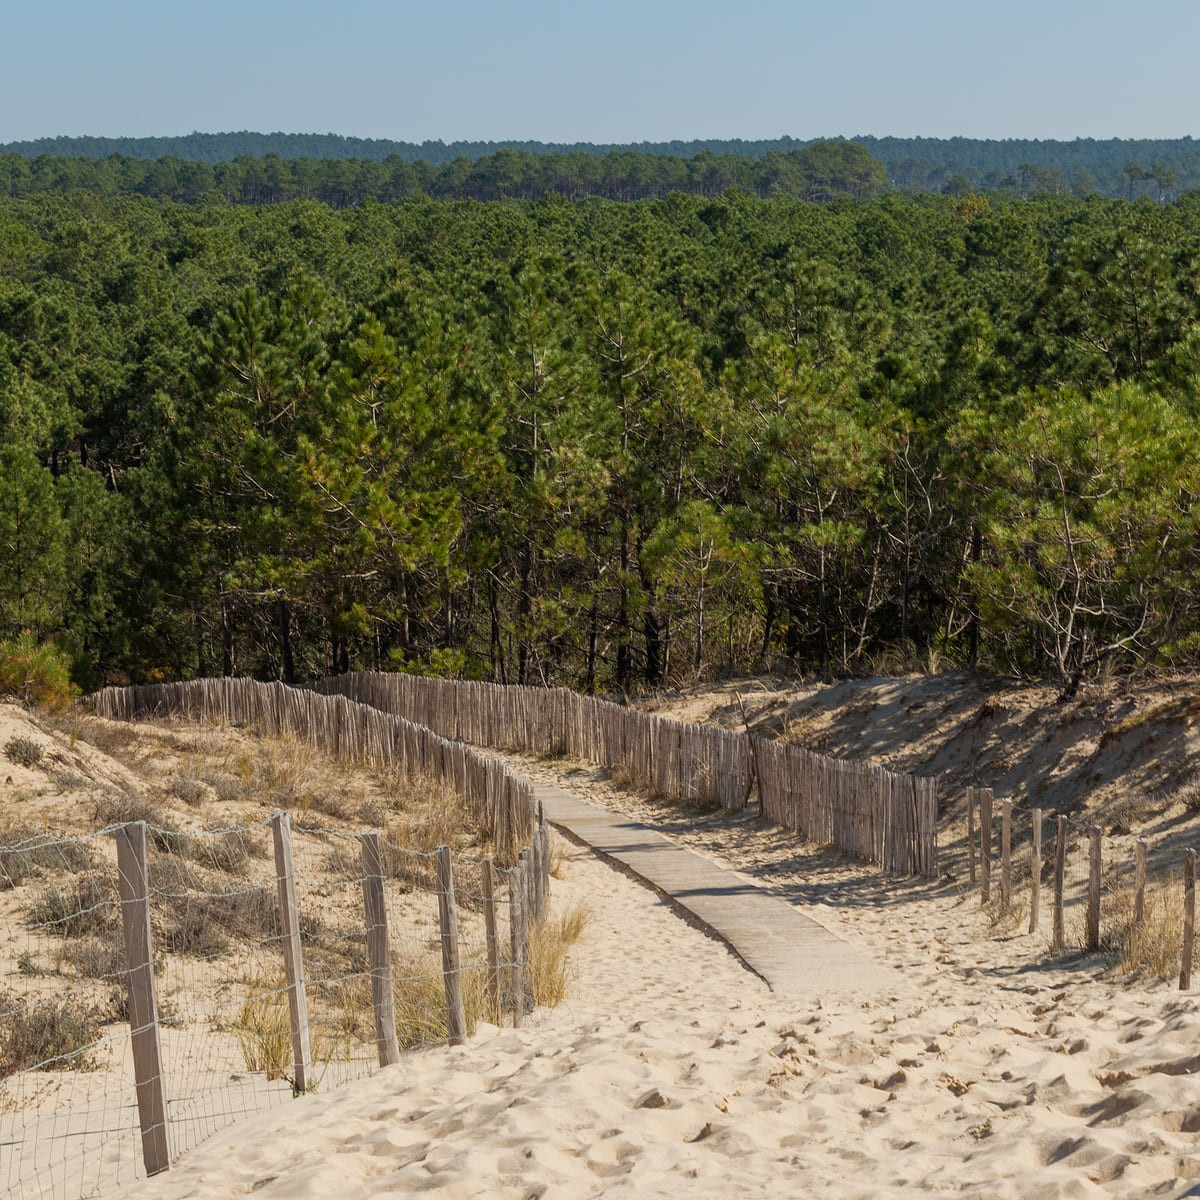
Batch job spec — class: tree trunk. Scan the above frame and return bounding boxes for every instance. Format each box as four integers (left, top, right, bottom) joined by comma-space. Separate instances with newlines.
221, 602, 234, 677
967, 521, 982, 669
278, 599, 296, 684
488, 575, 506, 684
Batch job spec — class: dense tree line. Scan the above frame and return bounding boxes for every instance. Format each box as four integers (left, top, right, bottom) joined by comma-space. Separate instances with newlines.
0, 133, 820, 165
2, 188, 1199, 696
0, 143, 886, 206
5, 133, 1199, 198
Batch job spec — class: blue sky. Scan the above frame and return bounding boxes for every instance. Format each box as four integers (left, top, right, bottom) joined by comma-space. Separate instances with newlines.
4, 0, 1196, 143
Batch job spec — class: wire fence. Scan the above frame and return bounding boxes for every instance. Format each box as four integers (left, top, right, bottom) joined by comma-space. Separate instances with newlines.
315, 671, 939, 876
958, 787, 1198, 984
0, 813, 550, 1200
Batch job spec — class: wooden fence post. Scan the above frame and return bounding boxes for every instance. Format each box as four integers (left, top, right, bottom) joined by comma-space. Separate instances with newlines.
1000, 799, 1012, 912
271, 811, 311, 1095
481, 858, 503, 1023
521, 845, 535, 929
435, 846, 467, 1045
508, 863, 528, 1024
967, 787, 976, 886
1028, 808, 1042, 934
115, 821, 171, 1177
1134, 838, 1148, 933
980, 788, 993, 903
1086, 825, 1102, 953
1181, 849, 1196, 992
531, 816, 547, 923
1052, 815, 1067, 951
539, 820, 552, 908
360, 832, 400, 1067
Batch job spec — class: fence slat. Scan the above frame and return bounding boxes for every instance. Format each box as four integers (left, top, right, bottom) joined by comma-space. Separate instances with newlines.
1052, 815, 1067, 952
1086, 825, 1102, 954
1029, 808, 1042, 935
1182, 848, 1196, 991
481, 858, 503, 1023
1134, 838, 1148, 933
1000, 799, 1012, 912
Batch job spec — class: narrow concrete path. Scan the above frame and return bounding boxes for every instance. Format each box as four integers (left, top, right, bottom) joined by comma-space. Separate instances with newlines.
533, 784, 909, 999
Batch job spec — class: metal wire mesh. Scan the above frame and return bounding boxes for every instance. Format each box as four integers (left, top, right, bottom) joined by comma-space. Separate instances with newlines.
1, 815, 545, 1200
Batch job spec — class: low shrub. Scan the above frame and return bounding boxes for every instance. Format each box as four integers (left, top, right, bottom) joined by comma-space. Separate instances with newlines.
92, 793, 185, 853
26, 872, 118, 938
57, 936, 127, 981
0, 992, 102, 1073
168, 776, 206, 807
159, 903, 230, 958
183, 828, 256, 874
0, 829, 94, 889
4, 735, 44, 768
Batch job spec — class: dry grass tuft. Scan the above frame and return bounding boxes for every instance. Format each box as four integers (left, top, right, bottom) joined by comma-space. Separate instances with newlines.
4, 736, 44, 769
91, 792, 185, 853
1106, 876, 1187, 980
391, 956, 492, 1048
234, 978, 292, 1080
528, 902, 590, 1007
55, 937, 128, 982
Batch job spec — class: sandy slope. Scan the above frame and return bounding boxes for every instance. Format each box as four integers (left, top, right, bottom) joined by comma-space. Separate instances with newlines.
639, 672, 1200, 834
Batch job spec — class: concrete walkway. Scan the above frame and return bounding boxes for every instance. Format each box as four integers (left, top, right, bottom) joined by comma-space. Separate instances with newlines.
533, 784, 909, 999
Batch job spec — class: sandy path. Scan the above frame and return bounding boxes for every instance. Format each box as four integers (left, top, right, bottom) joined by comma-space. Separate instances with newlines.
117, 756, 1200, 1198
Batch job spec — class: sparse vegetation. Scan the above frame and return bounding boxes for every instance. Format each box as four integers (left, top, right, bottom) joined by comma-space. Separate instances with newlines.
234, 980, 293, 1080
527, 903, 589, 1007
4, 736, 43, 769
25, 872, 118, 938
0, 829, 94, 889
0, 992, 103, 1074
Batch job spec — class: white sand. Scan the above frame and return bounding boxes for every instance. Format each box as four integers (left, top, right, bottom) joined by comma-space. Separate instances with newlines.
6, 698, 1200, 1197
121, 818, 1200, 1199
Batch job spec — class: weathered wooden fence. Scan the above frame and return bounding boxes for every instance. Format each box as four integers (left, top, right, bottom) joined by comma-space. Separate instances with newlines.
1, 813, 549, 1199
90, 678, 537, 857
314, 672, 938, 877
964, 786, 1198, 984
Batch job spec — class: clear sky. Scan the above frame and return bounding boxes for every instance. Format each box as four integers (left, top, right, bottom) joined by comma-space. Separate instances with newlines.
3, 0, 1196, 144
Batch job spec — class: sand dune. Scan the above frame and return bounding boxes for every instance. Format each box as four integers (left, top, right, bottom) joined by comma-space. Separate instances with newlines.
122, 819, 1200, 1199
6, 691, 1200, 1198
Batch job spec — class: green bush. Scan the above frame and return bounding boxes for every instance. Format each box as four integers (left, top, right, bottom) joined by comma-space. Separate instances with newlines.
0, 634, 78, 709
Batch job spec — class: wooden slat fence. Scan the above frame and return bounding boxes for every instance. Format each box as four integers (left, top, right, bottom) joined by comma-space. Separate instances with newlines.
314, 672, 938, 877
89, 678, 537, 857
